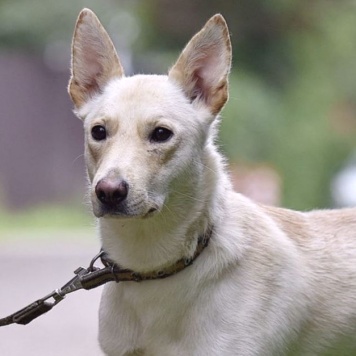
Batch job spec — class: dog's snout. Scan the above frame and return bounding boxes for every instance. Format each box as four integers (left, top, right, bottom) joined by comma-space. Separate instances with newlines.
95, 179, 129, 207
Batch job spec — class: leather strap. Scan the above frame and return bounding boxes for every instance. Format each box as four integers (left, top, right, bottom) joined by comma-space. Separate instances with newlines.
0, 226, 212, 327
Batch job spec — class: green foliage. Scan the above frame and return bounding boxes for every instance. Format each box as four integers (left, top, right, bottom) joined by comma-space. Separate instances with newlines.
0, 204, 92, 234
220, 72, 281, 163
0, 0, 355, 210
221, 1, 356, 209
0, 0, 129, 49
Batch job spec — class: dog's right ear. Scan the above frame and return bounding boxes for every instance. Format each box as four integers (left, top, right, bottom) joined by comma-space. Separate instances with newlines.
68, 8, 124, 109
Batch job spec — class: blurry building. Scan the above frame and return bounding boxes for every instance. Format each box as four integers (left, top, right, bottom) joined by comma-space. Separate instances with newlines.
0, 53, 85, 209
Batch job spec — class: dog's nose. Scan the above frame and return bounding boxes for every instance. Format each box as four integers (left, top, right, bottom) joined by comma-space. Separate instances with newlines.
95, 179, 129, 207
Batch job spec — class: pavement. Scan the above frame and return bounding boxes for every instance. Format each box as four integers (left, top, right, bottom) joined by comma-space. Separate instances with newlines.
0, 230, 105, 356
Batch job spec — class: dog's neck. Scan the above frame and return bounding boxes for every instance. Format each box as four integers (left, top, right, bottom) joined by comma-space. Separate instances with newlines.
98, 146, 229, 273
98, 190, 213, 273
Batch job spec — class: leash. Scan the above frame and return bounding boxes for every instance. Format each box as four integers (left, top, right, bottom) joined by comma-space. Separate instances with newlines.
0, 229, 211, 327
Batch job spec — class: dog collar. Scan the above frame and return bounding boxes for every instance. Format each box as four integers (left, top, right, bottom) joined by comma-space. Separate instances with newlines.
100, 225, 213, 282
0, 226, 212, 327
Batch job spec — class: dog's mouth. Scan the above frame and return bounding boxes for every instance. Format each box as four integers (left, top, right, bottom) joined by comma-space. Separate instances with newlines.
143, 207, 159, 218
93, 201, 160, 219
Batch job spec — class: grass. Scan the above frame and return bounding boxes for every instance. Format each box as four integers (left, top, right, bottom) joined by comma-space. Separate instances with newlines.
0, 203, 94, 240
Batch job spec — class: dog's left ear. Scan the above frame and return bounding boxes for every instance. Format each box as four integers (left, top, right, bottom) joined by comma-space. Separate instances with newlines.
169, 14, 232, 116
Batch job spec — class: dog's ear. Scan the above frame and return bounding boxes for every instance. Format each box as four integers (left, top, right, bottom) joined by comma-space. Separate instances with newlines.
68, 8, 124, 109
169, 14, 232, 116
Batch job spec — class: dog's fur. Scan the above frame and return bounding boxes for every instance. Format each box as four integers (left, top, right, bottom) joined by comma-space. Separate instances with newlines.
69, 9, 356, 356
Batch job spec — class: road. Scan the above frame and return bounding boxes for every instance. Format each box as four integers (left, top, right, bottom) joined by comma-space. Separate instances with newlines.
0, 230, 105, 356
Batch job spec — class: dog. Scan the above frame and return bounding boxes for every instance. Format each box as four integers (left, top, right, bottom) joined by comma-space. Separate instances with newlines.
68, 8, 356, 356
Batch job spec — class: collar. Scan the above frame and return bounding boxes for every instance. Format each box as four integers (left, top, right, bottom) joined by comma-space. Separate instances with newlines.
100, 225, 213, 282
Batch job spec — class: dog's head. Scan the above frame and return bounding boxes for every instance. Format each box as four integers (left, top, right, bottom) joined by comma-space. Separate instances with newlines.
69, 9, 231, 219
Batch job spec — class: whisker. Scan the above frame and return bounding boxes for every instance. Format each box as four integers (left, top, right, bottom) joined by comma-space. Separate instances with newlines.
169, 189, 206, 204
162, 202, 175, 217
190, 156, 219, 176
201, 163, 218, 175
72, 153, 85, 166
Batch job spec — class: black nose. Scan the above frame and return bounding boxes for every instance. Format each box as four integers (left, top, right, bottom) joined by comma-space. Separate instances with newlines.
95, 179, 129, 207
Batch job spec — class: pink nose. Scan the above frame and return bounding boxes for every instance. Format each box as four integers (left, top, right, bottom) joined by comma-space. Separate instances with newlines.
95, 179, 129, 207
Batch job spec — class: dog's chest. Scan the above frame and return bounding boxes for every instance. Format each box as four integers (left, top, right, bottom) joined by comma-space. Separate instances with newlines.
121, 277, 194, 329
100, 276, 200, 350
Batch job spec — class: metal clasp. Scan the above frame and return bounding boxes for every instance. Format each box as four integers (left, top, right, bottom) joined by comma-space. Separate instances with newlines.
88, 250, 105, 271
59, 267, 88, 295
11, 289, 66, 325
39, 289, 65, 305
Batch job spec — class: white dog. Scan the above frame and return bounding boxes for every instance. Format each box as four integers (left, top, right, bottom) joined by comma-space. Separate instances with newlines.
68, 8, 356, 356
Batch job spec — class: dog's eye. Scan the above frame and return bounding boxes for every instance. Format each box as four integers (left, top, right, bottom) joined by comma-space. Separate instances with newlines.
91, 125, 107, 141
150, 127, 173, 143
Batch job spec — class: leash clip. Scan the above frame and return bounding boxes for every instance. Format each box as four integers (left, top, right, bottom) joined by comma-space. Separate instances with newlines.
58, 251, 105, 295
10, 289, 65, 326
0, 252, 106, 327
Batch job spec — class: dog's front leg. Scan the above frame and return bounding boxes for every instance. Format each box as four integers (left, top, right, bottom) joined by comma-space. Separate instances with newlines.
98, 284, 144, 356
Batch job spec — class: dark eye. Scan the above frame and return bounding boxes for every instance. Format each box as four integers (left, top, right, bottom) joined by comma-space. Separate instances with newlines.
91, 125, 107, 141
150, 127, 173, 143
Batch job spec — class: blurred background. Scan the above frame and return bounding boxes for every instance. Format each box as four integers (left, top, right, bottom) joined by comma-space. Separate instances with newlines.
0, 0, 356, 354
